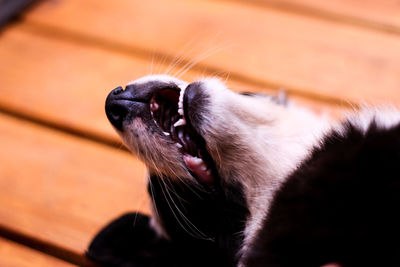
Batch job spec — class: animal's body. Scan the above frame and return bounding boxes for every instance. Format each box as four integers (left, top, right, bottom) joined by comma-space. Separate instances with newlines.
87, 75, 400, 267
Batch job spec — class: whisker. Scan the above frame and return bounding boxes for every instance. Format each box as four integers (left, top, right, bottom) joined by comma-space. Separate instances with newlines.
174, 32, 232, 78
157, 177, 213, 240
149, 52, 155, 75
148, 149, 211, 239
174, 45, 228, 79
166, 30, 222, 76
155, 52, 169, 75
133, 168, 150, 227
164, 37, 199, 75
133, 193, 148, 227
148, 174, 161, 222
163, 158, 206, 196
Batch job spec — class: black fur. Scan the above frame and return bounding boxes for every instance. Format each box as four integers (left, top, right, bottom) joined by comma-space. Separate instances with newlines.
87, 174, 249, 267
98, 83, 400, 267
183, 82, 210, 131
244, 121, 400, 267
148, 174, 249, 266
87, 213, 172, 267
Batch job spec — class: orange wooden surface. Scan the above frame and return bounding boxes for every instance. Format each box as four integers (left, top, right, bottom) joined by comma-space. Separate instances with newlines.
0, 24, 344, 150
0, 237, 75, 267
0, 0, 399, 265
0, 113, 148, 260
24, 0, 400, 104
256, 0, 400, 32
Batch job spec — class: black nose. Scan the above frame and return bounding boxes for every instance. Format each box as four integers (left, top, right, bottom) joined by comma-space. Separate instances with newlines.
112, 86, 124, 95
105, 81, 178, 131
105, 86, 131, 131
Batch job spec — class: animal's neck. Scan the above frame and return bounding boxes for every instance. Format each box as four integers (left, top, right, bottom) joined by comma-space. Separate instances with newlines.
239, 106, 332, 262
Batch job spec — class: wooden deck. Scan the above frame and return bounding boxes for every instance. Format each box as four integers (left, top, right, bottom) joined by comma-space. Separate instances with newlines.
0, 0, 399, 265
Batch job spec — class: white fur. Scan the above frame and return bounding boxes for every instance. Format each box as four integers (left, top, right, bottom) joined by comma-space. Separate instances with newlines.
119, 75, 400, 267
344, 106, 400, 134
196, 78, 332, 261
128, 74, 188, 88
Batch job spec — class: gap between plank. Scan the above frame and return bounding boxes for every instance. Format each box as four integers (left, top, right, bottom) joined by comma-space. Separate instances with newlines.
0, 3, 386, 262
0, 104, 128, 152
218, 0, 400, 36
0, 223, 99, 267
17, 21, 359, 109
0, 16, 359, 263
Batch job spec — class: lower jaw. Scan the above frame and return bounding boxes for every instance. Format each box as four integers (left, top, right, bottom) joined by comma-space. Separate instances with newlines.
183, 153, 214, 187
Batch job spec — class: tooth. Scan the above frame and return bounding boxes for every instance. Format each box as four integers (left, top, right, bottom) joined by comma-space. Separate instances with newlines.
183, 154, 203, 165
150, 102, 159, 111
178, 86, 186, 117
163, 131, 170, 136
175, 143, 183, 149
192, 157, 203, 165
174, 118, 186, 127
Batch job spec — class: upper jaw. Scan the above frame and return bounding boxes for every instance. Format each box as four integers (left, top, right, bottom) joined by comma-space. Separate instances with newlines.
105, 75, 220, 188
105, 77, 184, 131
105, 75, 272, 188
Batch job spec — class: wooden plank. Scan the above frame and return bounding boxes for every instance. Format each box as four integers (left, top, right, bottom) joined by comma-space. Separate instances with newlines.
0, 24, 148, 143
22, 0, 400, 104
254, 0, 400, 33
0, 25, 345, 149
0, 113, 149, 257
0, 237, 75, 267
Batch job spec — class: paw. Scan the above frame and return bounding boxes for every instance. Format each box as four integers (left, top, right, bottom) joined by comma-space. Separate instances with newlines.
86, 213, 172, 267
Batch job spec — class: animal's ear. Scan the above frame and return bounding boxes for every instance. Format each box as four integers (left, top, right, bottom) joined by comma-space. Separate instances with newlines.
86, 212, 173, 267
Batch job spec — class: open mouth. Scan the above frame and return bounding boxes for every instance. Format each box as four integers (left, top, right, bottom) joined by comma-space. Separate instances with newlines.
149, 86, 215, 187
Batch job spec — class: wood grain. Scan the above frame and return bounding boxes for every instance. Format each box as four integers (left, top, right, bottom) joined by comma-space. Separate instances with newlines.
0, 0, 394, 264
23, 0, 400, 104
0, 237, 75, 267
254, 0, 400, 33
0, 113, 149, 256
0, 25, 345, 149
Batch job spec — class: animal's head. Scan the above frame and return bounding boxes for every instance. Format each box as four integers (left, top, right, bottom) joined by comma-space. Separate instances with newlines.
105, 75, 326, 262
106, 75, 321, 186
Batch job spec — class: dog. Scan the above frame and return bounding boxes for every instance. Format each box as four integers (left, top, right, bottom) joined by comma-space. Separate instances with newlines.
87, 75, 400, 267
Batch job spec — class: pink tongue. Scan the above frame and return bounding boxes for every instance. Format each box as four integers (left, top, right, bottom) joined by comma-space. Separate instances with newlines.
183, 154, 214, 186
